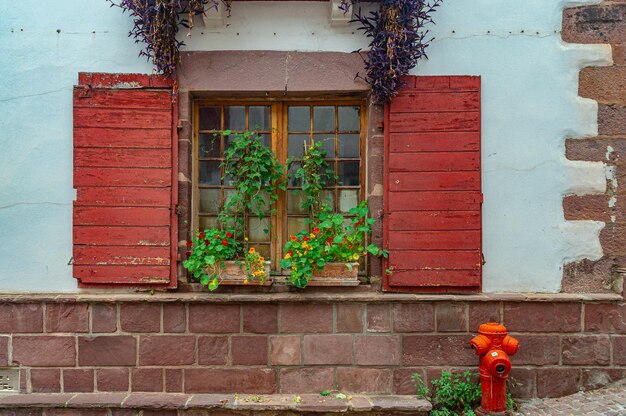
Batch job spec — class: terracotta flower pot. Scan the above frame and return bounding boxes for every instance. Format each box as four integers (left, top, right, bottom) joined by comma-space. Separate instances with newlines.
206, 261, 272, 286
307, 262, 360, 286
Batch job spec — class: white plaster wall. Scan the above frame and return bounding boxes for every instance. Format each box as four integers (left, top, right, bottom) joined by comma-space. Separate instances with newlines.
0, 1, 611, 292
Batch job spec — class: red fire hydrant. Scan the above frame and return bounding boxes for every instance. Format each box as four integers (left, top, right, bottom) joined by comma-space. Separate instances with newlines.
470, 323, 519, 415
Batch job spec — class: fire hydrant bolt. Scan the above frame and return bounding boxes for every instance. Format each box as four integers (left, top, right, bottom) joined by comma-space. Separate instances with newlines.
470, 323, 519, 415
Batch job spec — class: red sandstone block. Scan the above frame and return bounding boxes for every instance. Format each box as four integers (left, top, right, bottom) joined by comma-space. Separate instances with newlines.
392, 303, 435, 332
91, 303, 117, 333
132, 368, 163, 392
436, 303, 467, 332
197, 336, 229, 365
280, 304, 332, 333
584, 303, 626, 333
468, 302, 501, 330
232, 335, 267, 365
393, 368, 425, 395
336, 303, 364, 333
165, 368, 183, 392
30, 369, 61, 393
303, 334, 352, 365
600, 225, 626, 255
0, 336, 8, 366
599, 104, 626, 136
336, 368, 391, 394
280, 368, 334, 394
366, 303, 391, 332
45, 303, 89, 333
120, 303, 161, 333
512, 334, 560, 365
562, 3, 626, 44
508, 368, 535, 399
403, 335, 474, 366
12, 336, 76, 366
63, 368, 94, 393
613, 335, 626, 365
270, 335, 301, 366
503, 302, 581, 332
614, 44, 626, 66
139, 335, 195, 366
78, 336, 136, 366
562, 335, 611, 365
143, 411, 177, 416
242, 304, 278, 333
96, 368, 129, 392
582, 367, 626, 390
0, 303, 43, 333
163, 303, 186, 333
355, 335, 400, 365
45, 410, 109, 416
536, 368, 581, 398
579, 67, 626, 104
184, 368, 276, 393
563, 194, 611, 221
188, 304, 240, 333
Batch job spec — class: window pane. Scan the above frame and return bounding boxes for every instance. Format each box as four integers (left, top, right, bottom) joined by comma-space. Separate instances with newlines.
338, 106, 360, 132
313, 106, 334, 132
320, 163, 336, 186
199, 188, 221, 213
320, 189, 335, 208
313, 134, 335, 158
338, 134, 360, 158
259, 133, 271, 147
249, 106, 271, 131
199, 216, 219, 230
287, 217, 307, 238
224, 189, 237, 213
339, 189, 359, 213
287, 190, 306, 215
288, 106, 310, 132
199, 133, 221, 158
249, 217, 270, 242
224, 106, 245, 131
251, 244, 271, 259
199, 161, 221, 185
199, 107, 220, 131
288, 134, 310, 158
288, 162, 302, 187
338, 161, 360, 186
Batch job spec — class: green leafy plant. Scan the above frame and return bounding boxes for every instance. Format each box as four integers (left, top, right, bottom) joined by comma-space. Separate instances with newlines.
183, 228, 239, 290
413, 371, 517, 416
280, 201, 387, 288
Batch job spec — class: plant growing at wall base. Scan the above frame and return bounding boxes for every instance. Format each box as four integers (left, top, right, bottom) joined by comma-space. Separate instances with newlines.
352, 0, 442, 103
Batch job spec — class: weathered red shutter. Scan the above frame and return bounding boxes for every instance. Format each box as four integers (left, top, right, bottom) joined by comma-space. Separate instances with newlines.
383, 76, 482, 292
73, 73, 178, 288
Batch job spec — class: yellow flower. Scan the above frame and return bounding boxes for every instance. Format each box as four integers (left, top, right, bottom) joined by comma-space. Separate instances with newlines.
249, 248, 256, 254
301, 242, 309, 249
243, 278, 249, 284
310, 233, 316, 239
352, 254, 359, 261
259, 257, 265, 262
244, 237, 249, 241
284, 253, 292, 259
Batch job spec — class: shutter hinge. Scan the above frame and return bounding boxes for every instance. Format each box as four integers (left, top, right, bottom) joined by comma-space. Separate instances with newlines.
377, 120, 384, 131
481, 252, 486, 266
79, 84, 92, 98
479, 193, 484, 204
175, 205, 184, 216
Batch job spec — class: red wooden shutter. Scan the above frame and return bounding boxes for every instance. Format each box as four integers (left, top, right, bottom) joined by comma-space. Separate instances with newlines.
383, 76, 482, 292
73, 73, 178, 288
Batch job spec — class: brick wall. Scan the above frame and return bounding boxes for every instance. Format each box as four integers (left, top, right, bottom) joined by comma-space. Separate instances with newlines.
562, 1, 626, 293
2, 298, 624, 399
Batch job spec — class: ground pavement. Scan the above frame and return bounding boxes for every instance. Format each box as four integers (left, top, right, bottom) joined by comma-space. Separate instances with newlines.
515, 385, 626, 415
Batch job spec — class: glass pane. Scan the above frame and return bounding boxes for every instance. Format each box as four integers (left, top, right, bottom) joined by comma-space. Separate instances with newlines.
251, 191, 271, 214
313, 134, 335, 158
288, 162, 302, 187
288, 106, 310, 132
338, 106, 360, 132
287, 190, 306, 215
320, 163, 336, 186
199, 188, 221, 213
339, 189, 359, 213
224, 106, 245, 131
320, 189, 335, 209
259, 133, 271, 147
224, 189, 237, 213
251, 244, 271, 259
287, 217, 307, 238
199, 133, 221, 158
199, 161, 221, 185
249, 217, 270, 242
199, 216, 219, 230
338, 134, 360, 158
338, 161, 360, 186
249, 106, 271, 131
288, 134, 310, 158
313, 106, 335, 132
199, 106, 220, 131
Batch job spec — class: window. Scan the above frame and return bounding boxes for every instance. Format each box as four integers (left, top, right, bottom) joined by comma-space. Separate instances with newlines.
193, 100, 366, 271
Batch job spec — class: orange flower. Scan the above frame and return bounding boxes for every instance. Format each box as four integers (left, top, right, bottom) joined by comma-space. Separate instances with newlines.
313, 227, 320, 234
290, 236, 297, 241
249, 248, 256, 254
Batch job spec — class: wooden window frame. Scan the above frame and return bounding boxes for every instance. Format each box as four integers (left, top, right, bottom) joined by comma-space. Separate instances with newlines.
192, 97, 367, 274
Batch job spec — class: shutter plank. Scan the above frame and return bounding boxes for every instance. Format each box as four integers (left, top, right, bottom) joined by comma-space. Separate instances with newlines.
73, 89, 172, 109
389, 250, 481, 270
389, 151, 479, 172
389, 230, 481, 250
74, 226, 170, 246
389, 172, 480, 191
73, 167, 171, 188
388, 211, 481, 231
388, 191, 482, 211
389, 270, 480, 287
389, 111, 480, 133
74, 148, 171, 168
389, 132, 480, 153
75, 187, 170, 207
74, 207, 171, 226
74, 108, 171, 129
74, 246, 171, 266
74, 266, 170, 284
74, 127, 171, 149
391, 92, 480, 113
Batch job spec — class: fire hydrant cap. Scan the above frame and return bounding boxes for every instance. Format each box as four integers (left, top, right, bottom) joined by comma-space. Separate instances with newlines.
478, 322, 508, 335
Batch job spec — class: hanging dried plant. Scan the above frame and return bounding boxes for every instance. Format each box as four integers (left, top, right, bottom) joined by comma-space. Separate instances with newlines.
108, 0, 231, 77
353, 0, 442, 103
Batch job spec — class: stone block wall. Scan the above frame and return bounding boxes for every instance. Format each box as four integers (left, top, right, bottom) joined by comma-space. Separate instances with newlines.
562, 1, 626, 292
2, 297, 625, 399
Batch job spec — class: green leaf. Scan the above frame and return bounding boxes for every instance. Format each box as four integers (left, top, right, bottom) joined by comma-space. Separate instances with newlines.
333, 235, 345, 244
366, 244, 380, 255
335, 393, 347, 400
199, 274, 209, 285
208, 277, 219, 291
320, 391, 330, 397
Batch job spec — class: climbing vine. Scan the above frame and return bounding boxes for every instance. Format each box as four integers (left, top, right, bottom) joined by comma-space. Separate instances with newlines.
111, 0, 441, 101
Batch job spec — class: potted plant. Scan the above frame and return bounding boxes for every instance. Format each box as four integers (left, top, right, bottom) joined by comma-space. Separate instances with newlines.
184, 130, 286, 290
280, 140, 387, 287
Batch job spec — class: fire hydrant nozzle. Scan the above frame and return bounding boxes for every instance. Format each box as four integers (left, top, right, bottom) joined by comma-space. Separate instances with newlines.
470, 323, 519, 415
